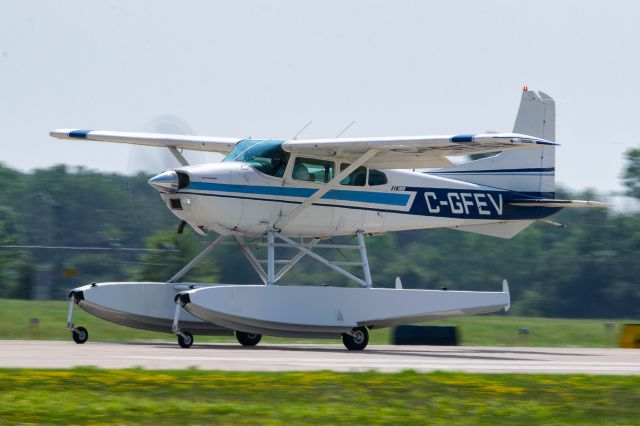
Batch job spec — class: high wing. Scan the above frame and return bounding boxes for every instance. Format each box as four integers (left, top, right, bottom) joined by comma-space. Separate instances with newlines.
50, 129, 556, 169
283, 133, 557, 169
50, 129, 241, 154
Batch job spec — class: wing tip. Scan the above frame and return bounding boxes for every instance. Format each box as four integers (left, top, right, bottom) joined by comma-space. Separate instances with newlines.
50, 129, 92, 140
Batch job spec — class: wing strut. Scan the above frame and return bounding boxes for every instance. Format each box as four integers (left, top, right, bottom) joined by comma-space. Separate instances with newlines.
275, 148, 378, 230
168, 146, 189, 166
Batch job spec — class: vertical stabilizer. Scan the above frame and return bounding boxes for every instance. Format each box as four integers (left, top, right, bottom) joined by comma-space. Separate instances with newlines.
430, 88, 556, 197
513, 90, 555, 141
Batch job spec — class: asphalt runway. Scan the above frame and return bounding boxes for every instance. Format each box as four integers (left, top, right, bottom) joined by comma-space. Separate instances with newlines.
1, 340, 639, 374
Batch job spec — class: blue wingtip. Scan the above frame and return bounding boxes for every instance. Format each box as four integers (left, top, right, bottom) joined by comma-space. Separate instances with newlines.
451, 134, 475, 143
68, 130, 91, 139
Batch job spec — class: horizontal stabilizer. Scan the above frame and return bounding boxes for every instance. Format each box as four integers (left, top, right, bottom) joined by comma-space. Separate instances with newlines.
509, 199, 608, 208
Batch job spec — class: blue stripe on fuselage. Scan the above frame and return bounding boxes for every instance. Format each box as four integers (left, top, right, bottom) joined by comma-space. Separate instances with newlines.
179, 188, 561, 220
188, 181, 314, 198
186, 181, 411, 206
322, 189, 409, 205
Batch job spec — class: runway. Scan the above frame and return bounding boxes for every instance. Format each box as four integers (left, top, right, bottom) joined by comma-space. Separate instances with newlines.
2, 340, 639, 374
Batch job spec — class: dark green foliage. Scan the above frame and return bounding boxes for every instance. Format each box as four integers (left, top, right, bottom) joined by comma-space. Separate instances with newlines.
0, 164, 178, 299
0, 205, 26, 297
623, 148, 640, 199
0, 163, 638, 318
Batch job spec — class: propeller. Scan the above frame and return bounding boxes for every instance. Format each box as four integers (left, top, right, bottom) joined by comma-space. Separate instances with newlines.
125, 115, 210, 236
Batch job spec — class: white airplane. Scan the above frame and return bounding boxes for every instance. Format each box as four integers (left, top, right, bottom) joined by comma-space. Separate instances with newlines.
52, 88, 604, 350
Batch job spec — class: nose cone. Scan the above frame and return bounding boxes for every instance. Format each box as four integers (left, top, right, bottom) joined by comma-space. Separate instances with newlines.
148, 170, 179, 193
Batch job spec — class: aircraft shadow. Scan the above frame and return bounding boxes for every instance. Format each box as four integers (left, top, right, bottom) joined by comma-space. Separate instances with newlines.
112, 341, 599, 362
133, 342, 559, 362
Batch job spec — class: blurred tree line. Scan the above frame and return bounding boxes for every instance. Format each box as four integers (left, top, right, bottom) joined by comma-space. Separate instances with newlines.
0, 152, 638, 318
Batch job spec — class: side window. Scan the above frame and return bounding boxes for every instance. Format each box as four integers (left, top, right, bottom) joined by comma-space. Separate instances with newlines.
339, 163, 367, 186
368, 169, 388, 186
292, 157, 335, 183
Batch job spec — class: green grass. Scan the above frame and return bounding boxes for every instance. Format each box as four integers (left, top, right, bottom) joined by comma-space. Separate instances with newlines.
0, 298, 632, 347
0, 369, 638, 425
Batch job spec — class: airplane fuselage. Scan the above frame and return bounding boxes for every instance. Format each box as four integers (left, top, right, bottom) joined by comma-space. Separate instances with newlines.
160, 160, 557, 237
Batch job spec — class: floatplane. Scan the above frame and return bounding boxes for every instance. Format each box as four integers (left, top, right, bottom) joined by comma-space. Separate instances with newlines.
52, 88, 603, 350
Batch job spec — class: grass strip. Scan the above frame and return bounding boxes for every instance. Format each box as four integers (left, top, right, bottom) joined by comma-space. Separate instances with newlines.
0, 369, 638, 425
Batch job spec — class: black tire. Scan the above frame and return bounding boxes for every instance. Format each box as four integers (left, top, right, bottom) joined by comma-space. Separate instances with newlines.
177, 331, 194, 348
235, 331, 262, 347
342, 326, 369, 351
72, 326, 89, 344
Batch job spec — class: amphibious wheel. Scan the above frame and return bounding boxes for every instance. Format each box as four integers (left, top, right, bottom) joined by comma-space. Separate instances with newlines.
235, 331, 262, 347
342, 326, 369, 351
72, 326, 89, 344
177, 331, 194, 348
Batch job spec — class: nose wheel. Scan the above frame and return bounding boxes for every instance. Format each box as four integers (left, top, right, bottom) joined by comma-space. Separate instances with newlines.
67, 294, 89, 344
71, 326, 89, 344
342, 326, 368, 350
177, 331, 194, 348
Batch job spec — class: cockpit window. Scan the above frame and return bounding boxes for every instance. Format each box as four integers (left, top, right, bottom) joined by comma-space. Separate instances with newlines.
223, 140, 289, 177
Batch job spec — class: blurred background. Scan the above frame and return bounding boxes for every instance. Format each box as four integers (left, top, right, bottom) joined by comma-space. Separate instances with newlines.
1, 1, 639, 319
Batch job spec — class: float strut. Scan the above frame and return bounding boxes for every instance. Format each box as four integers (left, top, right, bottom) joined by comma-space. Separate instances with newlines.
172, 301, 182, 335
167, 234, 225, 283
356, 231, 373, 288
276, 233, 369, 288
267, 230, 275, 286
66, 297, 75, 330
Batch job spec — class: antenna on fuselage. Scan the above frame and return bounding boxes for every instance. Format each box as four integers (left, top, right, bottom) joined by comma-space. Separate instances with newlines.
335, 121, 355, 138
292, 121, 313, 140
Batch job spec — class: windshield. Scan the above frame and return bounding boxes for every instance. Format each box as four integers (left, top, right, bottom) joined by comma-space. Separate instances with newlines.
223, 139, 289, 177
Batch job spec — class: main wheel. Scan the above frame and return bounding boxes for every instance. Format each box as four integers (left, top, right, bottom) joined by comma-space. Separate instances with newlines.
235, 331, 262, 347
72, 326, 88, 344
177, 331, 194, 348
342, 326, 368, 351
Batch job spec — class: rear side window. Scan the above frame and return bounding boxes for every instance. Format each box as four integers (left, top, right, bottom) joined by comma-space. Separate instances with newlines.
292, 157, 335, 183
339, 163, 367, 186
368, 169, 387, 186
